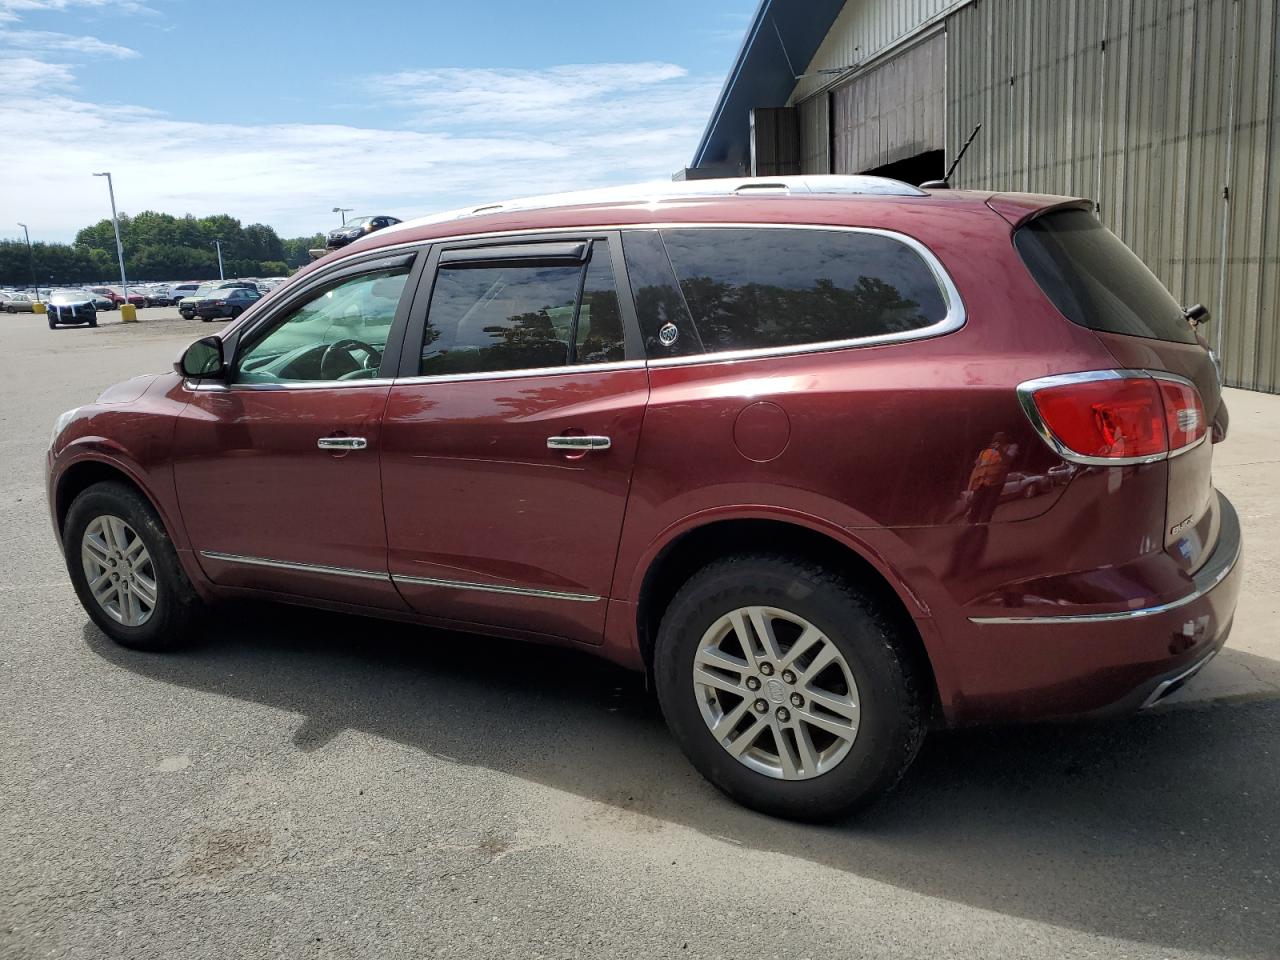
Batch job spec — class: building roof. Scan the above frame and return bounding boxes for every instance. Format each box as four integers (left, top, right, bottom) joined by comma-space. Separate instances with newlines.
689, 0, 847, 172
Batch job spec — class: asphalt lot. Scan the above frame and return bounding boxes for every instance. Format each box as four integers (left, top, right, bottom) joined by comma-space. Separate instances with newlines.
2, 308, 1278, 959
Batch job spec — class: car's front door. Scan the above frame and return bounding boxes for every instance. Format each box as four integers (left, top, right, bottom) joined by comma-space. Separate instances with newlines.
172, 252, 421, 609
380, 233, 648, 644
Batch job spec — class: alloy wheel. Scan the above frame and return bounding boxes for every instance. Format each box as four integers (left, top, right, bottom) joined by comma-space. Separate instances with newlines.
80, 515, 158, 626
692, 606, 860, 780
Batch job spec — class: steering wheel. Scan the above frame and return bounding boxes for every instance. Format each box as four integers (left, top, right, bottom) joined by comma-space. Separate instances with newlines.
320, 338, 382, 380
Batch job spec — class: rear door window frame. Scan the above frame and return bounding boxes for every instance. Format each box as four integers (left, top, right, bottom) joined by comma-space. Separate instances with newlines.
394, 229, 645, 381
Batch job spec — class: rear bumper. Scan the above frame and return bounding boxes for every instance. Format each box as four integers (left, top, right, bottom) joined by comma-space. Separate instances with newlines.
945, 492, 1243, 724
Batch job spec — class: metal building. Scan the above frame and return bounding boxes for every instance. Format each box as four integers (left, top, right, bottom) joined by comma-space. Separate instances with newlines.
686, 0, 1280, 393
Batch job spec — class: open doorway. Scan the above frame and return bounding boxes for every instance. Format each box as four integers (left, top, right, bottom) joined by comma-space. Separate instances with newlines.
863, 149, 945, 187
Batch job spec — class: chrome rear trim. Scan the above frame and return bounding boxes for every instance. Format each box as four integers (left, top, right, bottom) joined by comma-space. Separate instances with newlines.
970, 493, 1241, 625
1140, 648, 1219, 708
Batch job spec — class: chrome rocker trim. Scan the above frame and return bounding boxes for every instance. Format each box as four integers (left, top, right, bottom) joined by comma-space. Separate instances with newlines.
199, 552, 599, 602
970, 493, 1242, 625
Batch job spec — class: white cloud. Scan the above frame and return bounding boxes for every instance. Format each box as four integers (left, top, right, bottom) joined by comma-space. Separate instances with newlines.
2, 60, 722, 240
0, 0, 152, 22
0, 27, 137, 57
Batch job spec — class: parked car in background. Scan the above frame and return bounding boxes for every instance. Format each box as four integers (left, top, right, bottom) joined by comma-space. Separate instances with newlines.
2, 293, 37, 313
169, 282, 202, 305
194, 285, 261, 321
143, 285, 172, 307
325, 214, 401, 250
108, 287, 147, 308
46, 176, 1241, 822
88, 288, 119, 310
45, 288, 98, 328
178, 280, 257, 319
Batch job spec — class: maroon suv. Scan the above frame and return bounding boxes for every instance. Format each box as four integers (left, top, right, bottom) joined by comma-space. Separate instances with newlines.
47, 177, 1243, 820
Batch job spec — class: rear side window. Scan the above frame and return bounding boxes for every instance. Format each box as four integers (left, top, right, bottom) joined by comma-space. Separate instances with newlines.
656, 227, 949, 355
1014, 209, 1196, 344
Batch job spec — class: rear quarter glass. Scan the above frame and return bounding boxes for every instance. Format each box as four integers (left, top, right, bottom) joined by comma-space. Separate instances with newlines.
1013, 209, 1197, 345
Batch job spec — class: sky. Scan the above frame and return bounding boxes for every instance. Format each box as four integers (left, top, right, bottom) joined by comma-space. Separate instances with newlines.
0, 0, 754, 242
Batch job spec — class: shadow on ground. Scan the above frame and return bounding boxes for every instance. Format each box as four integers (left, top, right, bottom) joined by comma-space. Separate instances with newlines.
86, 604, 1278, 958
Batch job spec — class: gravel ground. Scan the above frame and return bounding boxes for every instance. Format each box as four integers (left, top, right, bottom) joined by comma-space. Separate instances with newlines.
1, 309, 1277, 959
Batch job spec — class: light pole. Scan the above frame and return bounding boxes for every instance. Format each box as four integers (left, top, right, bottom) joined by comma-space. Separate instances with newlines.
212, 239, 225, 280
332, 206, 353, 225
16, 223, 39, 301
91, 172, 129, 300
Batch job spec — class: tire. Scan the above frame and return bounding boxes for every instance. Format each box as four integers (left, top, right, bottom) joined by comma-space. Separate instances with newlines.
200, 316, 211, 322
63, 481, 203, 651
654, 553, 926, 821
181, 311, 194, 320
229, 307, 242, 318
48, 316, 57, 329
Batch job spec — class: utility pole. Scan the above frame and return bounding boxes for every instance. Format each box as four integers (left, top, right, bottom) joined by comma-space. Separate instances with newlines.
332, 206, 353, 225
91, 172, 129, 300
213, 239, 225, 280
16, 223, 39, 301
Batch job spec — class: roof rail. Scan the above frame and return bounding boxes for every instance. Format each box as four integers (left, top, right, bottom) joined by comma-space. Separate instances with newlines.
374, 175, 929, 241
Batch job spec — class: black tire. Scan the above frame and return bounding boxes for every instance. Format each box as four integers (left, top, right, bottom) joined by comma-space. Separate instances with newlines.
63, 481, 203, 651
200, 316, 211, 322
47, 316, 57, 329
181, 311, 194, 320
88, 317, 98, 328
654, 553, 926, 821
229, 307, 242, 318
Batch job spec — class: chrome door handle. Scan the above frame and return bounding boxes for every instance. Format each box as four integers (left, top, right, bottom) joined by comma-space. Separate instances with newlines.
547, 435, 611, 451
317, 436, 368, 451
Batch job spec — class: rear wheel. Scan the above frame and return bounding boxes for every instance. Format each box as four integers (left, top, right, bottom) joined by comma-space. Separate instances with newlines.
654, 554, 926, 821
229, 306, 243, 318
63, 481, 203, 651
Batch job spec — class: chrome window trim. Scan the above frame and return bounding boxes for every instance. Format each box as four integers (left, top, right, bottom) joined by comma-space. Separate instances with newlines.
391, 574, 600, 603
370, 222, 963, 383
200, 551, 390, 581
393, 359, 646, 387
1016, 369, 1209, 467
184, 378, 397, 393
970, 492, 1241, 625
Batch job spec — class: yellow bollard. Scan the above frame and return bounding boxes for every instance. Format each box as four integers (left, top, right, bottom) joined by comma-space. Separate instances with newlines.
120, 303, 138, 323
33, 301, 46, 315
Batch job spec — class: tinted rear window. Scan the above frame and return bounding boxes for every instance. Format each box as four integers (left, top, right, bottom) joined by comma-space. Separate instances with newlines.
657, 228, 950, 355
1014, 209, 1196, 344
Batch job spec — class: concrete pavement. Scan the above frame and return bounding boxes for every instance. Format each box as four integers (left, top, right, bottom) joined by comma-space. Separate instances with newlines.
1, 309, 1276, 959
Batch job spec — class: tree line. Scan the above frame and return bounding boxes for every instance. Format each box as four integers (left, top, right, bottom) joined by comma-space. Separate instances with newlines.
0, 211, 325, 287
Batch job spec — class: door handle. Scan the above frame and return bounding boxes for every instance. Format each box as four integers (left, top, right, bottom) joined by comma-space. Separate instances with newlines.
317, 436, 368, 451
547, 435, 611, 451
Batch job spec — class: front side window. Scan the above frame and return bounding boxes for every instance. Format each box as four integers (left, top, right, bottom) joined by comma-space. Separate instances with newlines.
420, 239, 624, 376
656, 227, 950, 355
234, 267, 409, 383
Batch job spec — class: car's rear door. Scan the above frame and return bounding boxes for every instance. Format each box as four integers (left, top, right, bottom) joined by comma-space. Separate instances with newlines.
380, 232, 648, 644
172, 249, 424, 609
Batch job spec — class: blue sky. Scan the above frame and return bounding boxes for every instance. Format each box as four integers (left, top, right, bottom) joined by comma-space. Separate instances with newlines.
1, 0, 754, 241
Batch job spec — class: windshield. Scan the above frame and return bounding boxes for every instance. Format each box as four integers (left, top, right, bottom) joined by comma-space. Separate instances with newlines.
51, 290, 92, 303
342, 217, 371, 229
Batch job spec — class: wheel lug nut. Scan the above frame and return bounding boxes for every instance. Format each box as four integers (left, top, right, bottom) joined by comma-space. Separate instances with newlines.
753, 699, 768, 714
746, 677, 760, 691
790, 693, 803, 707
759, 663, 774, 676
781, 669, 796, 684
776, 707, 790, 722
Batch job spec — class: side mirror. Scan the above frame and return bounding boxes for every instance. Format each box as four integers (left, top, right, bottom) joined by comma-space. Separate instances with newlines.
175, 335, 226, 379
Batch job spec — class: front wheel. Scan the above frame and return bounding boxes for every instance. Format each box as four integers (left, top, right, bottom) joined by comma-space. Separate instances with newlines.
47, 316, 57, 329
654, 554, 926, 821
63, 481, 203, 651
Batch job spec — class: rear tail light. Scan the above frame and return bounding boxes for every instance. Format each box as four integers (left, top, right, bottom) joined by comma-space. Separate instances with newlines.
1018, 370, 1207, 465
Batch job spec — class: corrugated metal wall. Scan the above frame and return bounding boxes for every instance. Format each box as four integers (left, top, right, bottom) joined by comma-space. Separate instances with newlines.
790, 0, 1279, 391
831, 33, 946, 173
946, 0, 1279, 391
792, 0, 968, 103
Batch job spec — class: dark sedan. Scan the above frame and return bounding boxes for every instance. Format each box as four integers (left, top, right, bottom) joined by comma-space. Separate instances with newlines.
325, 215, 401, 250
46, 289, 98, 328
193, 286, 262, 321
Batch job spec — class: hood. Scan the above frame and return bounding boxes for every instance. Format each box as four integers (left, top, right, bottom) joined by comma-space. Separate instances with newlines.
96, 374, 159, 405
